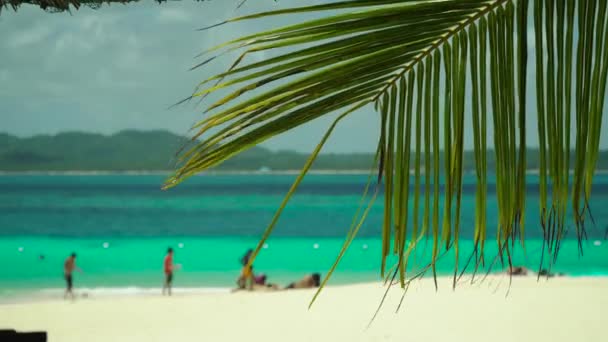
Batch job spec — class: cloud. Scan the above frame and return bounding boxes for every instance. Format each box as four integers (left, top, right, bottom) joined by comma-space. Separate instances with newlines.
6, 24, 52, 48
95, 68, 142, 89
157, 8, 193, 23
35, 80, 70, 96
52, 31, 97, 54
0, 69, 8, 82
9, 1, 594, 152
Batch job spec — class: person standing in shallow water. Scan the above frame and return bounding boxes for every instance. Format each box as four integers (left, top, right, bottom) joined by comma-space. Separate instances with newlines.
63, 252, 81, 300
162, 248, 175, 296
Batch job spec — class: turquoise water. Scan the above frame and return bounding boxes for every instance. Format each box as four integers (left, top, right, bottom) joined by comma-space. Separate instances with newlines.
1, 174, 607, 299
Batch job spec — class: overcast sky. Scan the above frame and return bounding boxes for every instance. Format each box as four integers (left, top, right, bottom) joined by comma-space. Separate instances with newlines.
0, 1, 606, 153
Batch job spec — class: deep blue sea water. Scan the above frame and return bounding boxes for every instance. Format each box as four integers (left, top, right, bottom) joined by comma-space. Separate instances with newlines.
1, 174, 607, 299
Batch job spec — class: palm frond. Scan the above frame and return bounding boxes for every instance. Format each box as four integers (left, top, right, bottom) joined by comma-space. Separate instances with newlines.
166, 0, 608, 292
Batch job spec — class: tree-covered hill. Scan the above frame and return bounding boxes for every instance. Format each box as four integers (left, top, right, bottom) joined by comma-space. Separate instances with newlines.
0, 130, 606, 172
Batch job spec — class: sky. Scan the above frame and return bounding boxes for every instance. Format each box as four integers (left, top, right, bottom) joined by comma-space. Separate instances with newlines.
0, 0, 606, 153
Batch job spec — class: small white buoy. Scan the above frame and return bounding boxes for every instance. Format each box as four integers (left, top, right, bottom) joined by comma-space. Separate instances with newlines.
178, 243, 184, 249
262, 243, 269, 249
593, 240, 602, 247
102, 242, 110, 249
313, 243, 320, 249
362, 244, 368, 250
18, 247, 24, 252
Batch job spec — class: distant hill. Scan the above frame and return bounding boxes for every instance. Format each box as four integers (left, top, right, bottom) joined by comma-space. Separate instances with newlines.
0, 130, 370, 171
0, 130, 191, 171
0, 130, 606, 172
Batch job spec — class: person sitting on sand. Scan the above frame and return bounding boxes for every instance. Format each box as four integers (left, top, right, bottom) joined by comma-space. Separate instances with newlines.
162, 247, 175, 296
64, 252, 82, 300
238, 265, 255, 290
286, 273, 321, 289
237, 249, 255, 290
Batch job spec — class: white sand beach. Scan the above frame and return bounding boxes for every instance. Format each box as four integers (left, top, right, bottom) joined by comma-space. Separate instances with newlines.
1, 276, 607, 342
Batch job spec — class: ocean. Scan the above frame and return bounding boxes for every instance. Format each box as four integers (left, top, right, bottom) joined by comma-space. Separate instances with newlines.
1, 173, 607, 300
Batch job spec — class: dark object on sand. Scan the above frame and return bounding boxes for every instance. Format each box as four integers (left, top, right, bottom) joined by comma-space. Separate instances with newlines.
286, 273, 321, 289
507, 266, 529, 276
538, 269, 565, 277
0, 329, 47, 342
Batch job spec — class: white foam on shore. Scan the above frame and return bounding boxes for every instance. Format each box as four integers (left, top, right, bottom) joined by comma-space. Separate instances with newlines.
41, 286, 230, 296
1, 287, 231, 304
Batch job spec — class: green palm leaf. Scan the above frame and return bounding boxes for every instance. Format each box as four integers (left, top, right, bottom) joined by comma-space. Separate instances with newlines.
165, 0, 607, 294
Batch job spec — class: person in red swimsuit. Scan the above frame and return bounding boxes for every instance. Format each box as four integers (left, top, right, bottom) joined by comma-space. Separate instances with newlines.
162, 247, 174, 296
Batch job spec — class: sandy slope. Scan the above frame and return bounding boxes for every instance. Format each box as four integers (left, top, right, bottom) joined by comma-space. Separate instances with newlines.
1, 276, 606, 342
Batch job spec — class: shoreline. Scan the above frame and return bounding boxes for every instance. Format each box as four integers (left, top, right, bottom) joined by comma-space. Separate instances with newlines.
0, 286, 232, 305
2, 274, 607, 305
2, 276, 607, 342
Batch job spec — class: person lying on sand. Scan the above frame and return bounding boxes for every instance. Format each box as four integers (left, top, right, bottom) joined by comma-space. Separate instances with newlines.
232, 272, 322, 293
232, 273, 319, 293
538, 269, 565, 277
285, 273, 321, 289
506, 266, 565, 277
